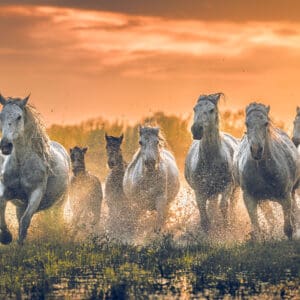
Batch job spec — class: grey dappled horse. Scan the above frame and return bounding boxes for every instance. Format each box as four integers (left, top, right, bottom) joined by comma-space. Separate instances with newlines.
0, 94, 70, 244
68, 146, 103, 237
105, 134, 134, 238
185, 93, 239, 233
234, 103, 300, 240
123, 126, 180, 232
105, 134, 127, 220
292, 106, 300, 153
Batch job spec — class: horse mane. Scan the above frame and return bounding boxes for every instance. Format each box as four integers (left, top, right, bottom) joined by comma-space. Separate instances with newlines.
23, 104, 51, 167
246, 102, 269, 118
245, 102, 289, 141
141, 123, 168, 149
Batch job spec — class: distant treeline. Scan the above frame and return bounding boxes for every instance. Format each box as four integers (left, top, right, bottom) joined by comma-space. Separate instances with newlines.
48, 110, 285, 180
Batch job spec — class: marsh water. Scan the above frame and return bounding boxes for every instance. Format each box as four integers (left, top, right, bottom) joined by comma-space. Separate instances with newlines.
1, 182, 300, 299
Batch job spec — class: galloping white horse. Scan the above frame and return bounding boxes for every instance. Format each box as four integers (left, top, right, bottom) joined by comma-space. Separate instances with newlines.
0, 94, 70, 244
123, 126, 180, 232
185, 93, 239, 233
234, 103, 300, 240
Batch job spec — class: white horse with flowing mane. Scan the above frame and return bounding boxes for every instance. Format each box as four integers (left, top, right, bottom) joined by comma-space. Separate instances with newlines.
234, 103, 300, 240
185, 93, 239, 233
0, 94, 70, 245
123, 126, 180, 232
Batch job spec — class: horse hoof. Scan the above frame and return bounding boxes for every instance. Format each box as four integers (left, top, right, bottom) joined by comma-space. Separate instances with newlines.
0, 229, 13, 245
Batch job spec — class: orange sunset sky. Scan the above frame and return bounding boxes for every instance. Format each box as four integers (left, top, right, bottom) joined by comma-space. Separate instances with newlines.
0, 1, 300, 126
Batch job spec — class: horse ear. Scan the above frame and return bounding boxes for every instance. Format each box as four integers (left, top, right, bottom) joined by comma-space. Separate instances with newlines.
297, 106, 300, 114
0, 94, 7, 106
209, 93, 222, 105
154, 127, 160, 135
266, 105, 270, 114
82, 147, 88, 154
119, 133, 124, 142
20, 93, 30, 107
105, 133, 109, 141
69, 148, 73, 154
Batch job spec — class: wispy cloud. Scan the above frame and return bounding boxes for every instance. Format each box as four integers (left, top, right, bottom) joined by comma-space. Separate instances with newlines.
2, 5, 300, 71
0, 5, 300, 124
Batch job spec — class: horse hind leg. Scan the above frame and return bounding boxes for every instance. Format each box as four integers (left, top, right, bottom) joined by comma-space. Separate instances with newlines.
0, 200, 12, 245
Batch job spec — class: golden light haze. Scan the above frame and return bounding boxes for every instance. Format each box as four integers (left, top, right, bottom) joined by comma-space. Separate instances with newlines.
0, 3, 300, 127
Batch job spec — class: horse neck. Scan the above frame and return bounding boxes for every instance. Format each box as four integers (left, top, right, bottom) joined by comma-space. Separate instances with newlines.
200, 124, 221, 157
258, 127, 274, 163
11, 136, 32, 163
111, 161, 126, 176
72, 163, 86, 177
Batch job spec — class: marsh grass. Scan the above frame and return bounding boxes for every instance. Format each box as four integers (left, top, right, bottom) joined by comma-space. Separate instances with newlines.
0, 231, 299, 299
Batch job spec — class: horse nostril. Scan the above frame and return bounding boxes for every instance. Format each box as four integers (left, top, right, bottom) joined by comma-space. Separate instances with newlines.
0, 140, 13, 155
191, 124, 204, 140
250, 144, 263, 159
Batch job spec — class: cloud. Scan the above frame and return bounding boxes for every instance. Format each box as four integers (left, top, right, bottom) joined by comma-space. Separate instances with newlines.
1, 0, 300, 22
3, 5, 300, 70
0, 5, 300, 124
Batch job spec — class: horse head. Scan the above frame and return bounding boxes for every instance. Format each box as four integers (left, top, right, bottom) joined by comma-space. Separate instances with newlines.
245, 102, 270, 160
139, 126, 160, 171
191, 93, 222, 140
0, 94, 30, 155
105, 133, 124, 169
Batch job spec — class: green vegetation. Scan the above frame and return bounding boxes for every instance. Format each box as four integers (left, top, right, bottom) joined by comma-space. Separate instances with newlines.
0, 235, 299, 298
47, 110, 248, 179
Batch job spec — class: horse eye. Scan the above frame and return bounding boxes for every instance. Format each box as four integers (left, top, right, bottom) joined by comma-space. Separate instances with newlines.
245, 122, 249, 127
139, 141, 142, 146
17, 115, 22, 121
209, 108, 214, 113
264, 121, 269, 127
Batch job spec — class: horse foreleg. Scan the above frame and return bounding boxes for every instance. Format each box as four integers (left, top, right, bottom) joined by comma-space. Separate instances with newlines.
18, 187, 44, 245
243, 192, 260, 240
281, 196, 293, 240
195, 190, 210, 233
155, 195, 168, 233
0, 199, 12, 244
16, 205, 26, 225
220, 186, 233, 228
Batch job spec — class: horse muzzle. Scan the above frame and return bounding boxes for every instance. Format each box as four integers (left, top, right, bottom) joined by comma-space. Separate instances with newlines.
191, 124, 203, 140
108, 159, 117, 168
0, 139, 13, 155
250, 144, 263, 160
144, 159, 157, 171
